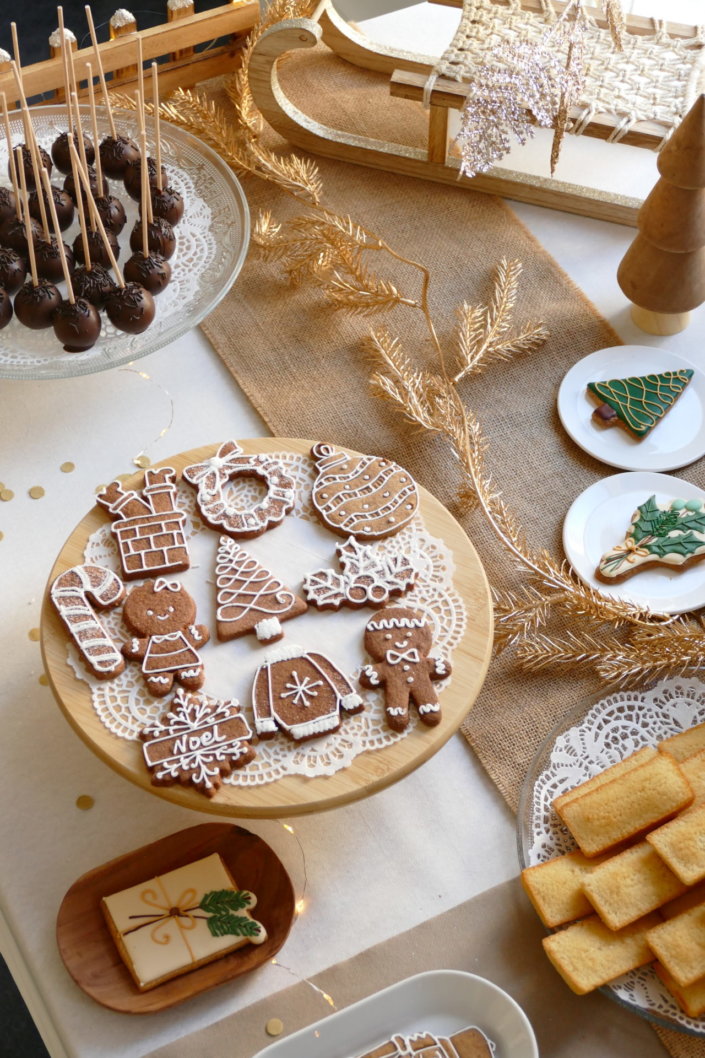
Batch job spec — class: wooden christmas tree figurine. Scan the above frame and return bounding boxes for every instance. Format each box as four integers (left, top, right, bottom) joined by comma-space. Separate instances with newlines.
618, 94, 705, 335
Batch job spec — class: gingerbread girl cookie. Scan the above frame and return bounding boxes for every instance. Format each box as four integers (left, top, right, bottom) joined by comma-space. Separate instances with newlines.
359, 607, 451, 732
121, 578, 210, 697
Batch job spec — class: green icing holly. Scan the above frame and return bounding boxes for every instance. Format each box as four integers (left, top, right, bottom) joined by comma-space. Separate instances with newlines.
587, 370, 693, 438
198, 889, 264, 941
598, 495, 705, 579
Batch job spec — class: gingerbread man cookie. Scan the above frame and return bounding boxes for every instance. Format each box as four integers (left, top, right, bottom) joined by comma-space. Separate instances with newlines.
121, 578, 210, 697
359, 607, 451, 732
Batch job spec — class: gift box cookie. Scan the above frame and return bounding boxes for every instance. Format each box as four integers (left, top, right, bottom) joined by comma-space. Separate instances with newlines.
101, 853, 266, 990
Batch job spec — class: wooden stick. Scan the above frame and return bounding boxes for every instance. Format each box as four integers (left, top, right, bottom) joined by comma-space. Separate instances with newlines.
2, 93, 21, 218
10, 60, 50, 238
85, 63, 103, 188
70, 139, 91, 270
135, 90, 152, 224
70, 90, 90, 187
84, 4, 116, 139
69, 139, 124, 286
41, 167, 73, 300
63, 8, 80, 104
17, 147, 37, 286
140, 125, 149, 256
151, 61, 162, 191
57, 7, 74, 135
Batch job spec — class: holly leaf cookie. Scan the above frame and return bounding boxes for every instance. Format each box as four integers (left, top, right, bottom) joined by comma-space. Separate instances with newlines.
587, 370, 694, 439
597, 495, 705, 581
303, 535, 420, 610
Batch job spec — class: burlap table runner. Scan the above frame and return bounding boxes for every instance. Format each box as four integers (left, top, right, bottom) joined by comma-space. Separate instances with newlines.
196, 49, 705, 1057
145, 878, 667, 1058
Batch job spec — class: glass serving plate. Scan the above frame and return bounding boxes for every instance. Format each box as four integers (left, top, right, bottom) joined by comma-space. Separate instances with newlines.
517, 676, 705, 1037
0, 104, 249, 379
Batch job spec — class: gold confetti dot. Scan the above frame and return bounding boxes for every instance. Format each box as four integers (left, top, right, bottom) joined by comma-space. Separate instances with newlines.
0, 488, 14, 502
60, 462, 75, 473
29, 486, 45, 500
28, 628, 40, 642
75, 795, 94, 811
134, 454, 152, 469
0, 531, 3, 541
95, 484, 107, 495
38, 673, 49, 686
265, 1018, 283, 1037
116, 473, 132, 483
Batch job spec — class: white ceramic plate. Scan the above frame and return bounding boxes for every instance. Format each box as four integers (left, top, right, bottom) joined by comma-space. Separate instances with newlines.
253, 970, 538, 1058
557, 346, 705, 472
562, 471, 705, 615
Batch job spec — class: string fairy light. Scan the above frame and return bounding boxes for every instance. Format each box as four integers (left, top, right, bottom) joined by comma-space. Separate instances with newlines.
117, 364, 175, 467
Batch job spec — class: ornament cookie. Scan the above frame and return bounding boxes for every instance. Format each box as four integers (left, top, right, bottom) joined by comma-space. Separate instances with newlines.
303, 536, 420, 610
588, 370, 694, 439
141, 688, 256, 796
597, 495, 705, 582
310, 442, 419, 539
51, 564, 125, 679
215, 536, 307, 643
122, 578, 210, 696
252, 643, 363, 741
96, 466, 189, 581
360, 607, 451, 732
183, 440, 295, 539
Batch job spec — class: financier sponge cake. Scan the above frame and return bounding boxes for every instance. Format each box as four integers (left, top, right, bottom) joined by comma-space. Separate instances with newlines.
646, 902, 705, 987
582, 841, 687, 931
542, 913, 661, 995
552, 746, 657, 815
646, 804, 705, 886
555, 753, 693, 857
521, 849, 607, 928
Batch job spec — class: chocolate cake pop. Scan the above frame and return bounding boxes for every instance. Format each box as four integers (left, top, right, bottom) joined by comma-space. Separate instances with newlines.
105, 281, 155, 334
0, 286, 12, 329
145, 185, 184, 227
123, 157, 166, 202
0, 186, 16, 227
0, 215, 41, 255
8, 144, 51, 190
94, 194, 126, 236
51, 129, 94, 175
52, 295, 101, 352
100, 134, 140, 179
73, 228, 120, 270
124, 251, 171, 295
0, 247, 26, 293
29, 184, 74, 232
63, 164, 108, 206
14, 278, 61, 329
129, 217, 176, 260
36, 236, 75, 283
72, 263, 117, 308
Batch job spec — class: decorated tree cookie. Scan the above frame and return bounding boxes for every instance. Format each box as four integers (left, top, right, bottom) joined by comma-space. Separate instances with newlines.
303, 535, 420, 610
251, 643, 364, 741
310, 442, 419, 539
215, 536, 307, 643
183, 440, 295, 539
122, 578, 210, 697
141, 688, 256, 796
96, 466, 189, 581
588, 370, 694, 439
360, 607, 451, 732
597, 495, 705, 581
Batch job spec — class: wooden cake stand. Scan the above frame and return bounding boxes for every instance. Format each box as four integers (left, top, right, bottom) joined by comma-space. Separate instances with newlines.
41, 438, 493, 818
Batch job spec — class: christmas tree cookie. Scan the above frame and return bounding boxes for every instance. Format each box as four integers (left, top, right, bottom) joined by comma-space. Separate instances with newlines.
587, 369, 694, 439
215, 536, 307, 643
597, 495, 705, 581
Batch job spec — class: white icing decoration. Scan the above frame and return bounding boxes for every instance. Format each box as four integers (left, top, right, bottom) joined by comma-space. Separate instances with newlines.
419, 703, 440, 714
341, 692, 363, 711
362, 665, 380, 686
142, 631, 201, 674
215, 537, 301, 634
51, 565, 124, 676
367, 615, 425, 631
406, 676, 414, 684
255, 617, 282, 641
280, 671, 322, 707
263, 642, 307, 665
388, 706, 405, 715
385, 647, 420, 666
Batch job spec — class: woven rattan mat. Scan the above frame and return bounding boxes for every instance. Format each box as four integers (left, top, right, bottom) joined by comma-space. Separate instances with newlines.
198, 53, 704, 1057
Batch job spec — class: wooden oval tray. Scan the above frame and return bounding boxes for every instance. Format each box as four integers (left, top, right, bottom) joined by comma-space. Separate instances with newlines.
41, 438, 493, 817
56, 823, 295, 1013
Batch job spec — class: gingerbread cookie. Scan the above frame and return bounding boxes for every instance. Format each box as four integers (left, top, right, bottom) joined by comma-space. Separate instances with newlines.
122, 578, 210, 696
355, 1026, 493, 1058
310, 442, 419, 539
588, 369, 694, 439
96, 466, 190, 580
360, 607, 451, 732
51, 564, 125, 679
141, 688, 256, 796
303, 536, 420, 610
215, 536, 307, 643
252, 643, 363, 741
597, 495, 705, 581
183, 440, 295, 539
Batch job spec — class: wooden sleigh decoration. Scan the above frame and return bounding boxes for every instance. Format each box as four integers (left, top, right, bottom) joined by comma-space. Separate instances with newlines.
248, 0, 705, 227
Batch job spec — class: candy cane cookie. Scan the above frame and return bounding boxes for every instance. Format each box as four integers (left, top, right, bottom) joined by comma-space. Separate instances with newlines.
51, 564, 126, 679
182, 440, 295, 539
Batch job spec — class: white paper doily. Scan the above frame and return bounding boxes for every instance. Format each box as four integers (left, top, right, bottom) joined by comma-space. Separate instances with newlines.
518, 677, 705, 1036
66, 452, 467, 787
